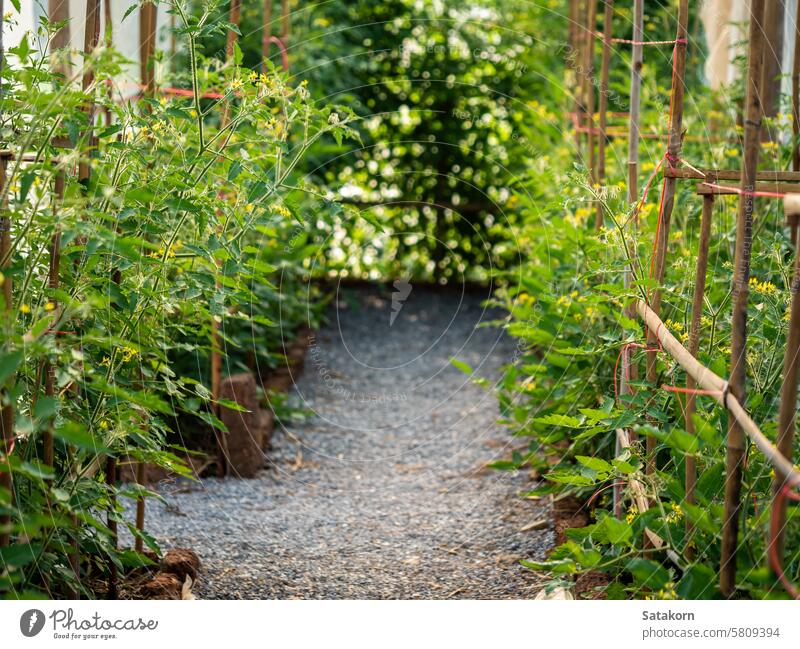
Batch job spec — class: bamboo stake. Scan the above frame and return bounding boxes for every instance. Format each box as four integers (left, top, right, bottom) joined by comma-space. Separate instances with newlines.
280, 0, 290, 40
133, 2, 158, 553
212, 0, 244, 477
43, 173, 65, 470
771, 195, 800, 570
226, 0, 242, 61
760, 0, 784, 139
721, 0, 766, 599
636, 299, 800, 488
583, 0, 597, 185
683, 193, 714, 558
0, 155, 11, 549
644, 0, 689, 475
262, 0, 272, 66
140, 1, 158, 97
595, 0, 613, 230
79, 0, 102, 183
574, 0, 586, 160
793, 0, 800, 173
105, 457, 117, 599
627, 0, 643, 204
49, 0, 70, 77
134, 460, 146, 553
615, 0, 642, 519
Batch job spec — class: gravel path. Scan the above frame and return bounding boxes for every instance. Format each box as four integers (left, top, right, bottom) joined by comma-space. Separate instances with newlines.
137, 284, 552, 599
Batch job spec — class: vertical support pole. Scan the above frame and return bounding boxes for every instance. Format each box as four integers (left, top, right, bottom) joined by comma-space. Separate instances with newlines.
262, 0, 272, 66
105, 457, 117, 599
645, 0, 689, 475
0, 155, 12, 549
226, 0, 242, 61
213, 0, 244, 478
49, 0, 71, 76
280, 0, 290, 41
133, 1, 158, 552
760, 0, 784, 139
574, 0, 587, 160
627, 0, 643, 205
134, 460, 146, 553
720, 0, 766, 598
770, 198, 800, 574
79, 0, 102, 183
793, 0, 800, 173
583, 1, 597, 185
595, 0, 613, 230
684, 192, 714, 558
43, 174, 65, 470
140, 1, 158, 97
614, 0, 642, 519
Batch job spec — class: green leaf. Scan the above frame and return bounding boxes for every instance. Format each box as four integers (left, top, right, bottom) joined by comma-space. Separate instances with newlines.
0, 350, 23, 385
450, 358, 473, 375
0, 543, 41, 568
534, 413, 583, 428
676, 563, 717, 599
576, 455, 613, 474
626, 558, 670, 590
602, 515, 633, 546
53, 422, 108, 453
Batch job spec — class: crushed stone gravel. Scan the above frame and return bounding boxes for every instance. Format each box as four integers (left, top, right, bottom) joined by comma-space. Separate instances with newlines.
127, 284, 552, 599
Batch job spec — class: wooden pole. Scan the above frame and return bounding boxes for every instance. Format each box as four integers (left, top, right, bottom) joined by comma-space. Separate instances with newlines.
105, 457, 117, 598
584, 0, 597, 185
132, 2, 158, 552
595, 0, 613, 230
0, 155, 11, 549
615, 0, 642, 518
793, 0, 800, 172
262, 0, 272, 66
720, 0, 766, 599
49, 0, 70, 77
574, 0, 586, 160
770, 197, 800, 571
280, 0, 290, 40
79, 0, 102, 183
760, 0, 784, 139
140, 1, 158, 97
627, 0, 643, 204
683, 193, 714, 557
226, 0, 242, 61
636, 298, 800, 488
645, 0, 689, 474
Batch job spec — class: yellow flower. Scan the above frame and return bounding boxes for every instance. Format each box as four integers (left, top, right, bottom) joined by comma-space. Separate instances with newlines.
749, 276, 777, 296
44, 302, 55, 311
269, 204, 291, 218
229, 78, 244, 92
19, 304, 30, 314
666, 502, 684, 524
121, 346, 139, 363
99, 420, 109, 430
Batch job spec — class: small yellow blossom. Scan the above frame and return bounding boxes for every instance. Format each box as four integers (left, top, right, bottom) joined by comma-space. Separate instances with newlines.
269, 204, 291, 218
749, 276, 777, 296
44, 302, 55, 311
19, 304, 30, 314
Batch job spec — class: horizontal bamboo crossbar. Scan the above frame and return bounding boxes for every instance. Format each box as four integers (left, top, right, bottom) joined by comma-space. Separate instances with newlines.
665, 168, 800, 182
697, 182, 800, 196
636, 299, 800, 489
